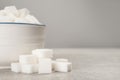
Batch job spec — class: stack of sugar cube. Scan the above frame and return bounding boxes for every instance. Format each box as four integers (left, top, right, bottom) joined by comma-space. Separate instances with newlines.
11, 49, 72, 74
0, 6, 41, 24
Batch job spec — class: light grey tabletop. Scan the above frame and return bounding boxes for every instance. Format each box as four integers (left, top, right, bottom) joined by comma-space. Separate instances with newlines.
0, 48, 120, 80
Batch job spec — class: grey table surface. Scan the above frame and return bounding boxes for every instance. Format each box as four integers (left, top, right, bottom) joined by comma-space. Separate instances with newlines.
0, 48, 120, 80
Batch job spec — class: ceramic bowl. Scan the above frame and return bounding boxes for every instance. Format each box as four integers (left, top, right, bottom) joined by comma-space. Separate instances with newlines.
0, 22, 45, 67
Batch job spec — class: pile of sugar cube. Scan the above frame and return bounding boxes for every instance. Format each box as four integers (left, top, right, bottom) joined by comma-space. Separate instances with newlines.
0, 6, 41, 24
11, 49, 72, 74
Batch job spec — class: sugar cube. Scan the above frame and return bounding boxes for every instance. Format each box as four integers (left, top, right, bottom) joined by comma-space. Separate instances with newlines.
32, 49, 53, 58
19, 55, 37, 64
54, 62, 72, 72
18, 8, 30, 17
38, 58, 52, 74
11, 63, 21, 73
25, 15, 40, 24
21, 64, 34, 74
4, 6, 19, 17
21, 64, 39, 74
0, 10, 6, 16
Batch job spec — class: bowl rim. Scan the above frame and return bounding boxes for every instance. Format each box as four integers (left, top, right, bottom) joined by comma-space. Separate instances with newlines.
0, 22, 46, 27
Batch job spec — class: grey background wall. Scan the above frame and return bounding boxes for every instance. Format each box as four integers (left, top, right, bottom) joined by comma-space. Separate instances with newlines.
0, 0, 120, 48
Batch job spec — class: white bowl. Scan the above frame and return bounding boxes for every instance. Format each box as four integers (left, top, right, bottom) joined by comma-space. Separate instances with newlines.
0, 22, 45, 67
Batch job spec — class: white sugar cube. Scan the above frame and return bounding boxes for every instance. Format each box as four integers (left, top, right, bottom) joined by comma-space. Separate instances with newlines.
54, 62, 72, 72
56, 58, 68, 62
21, 64, 39, 74
32, 49, 53, 58
38, 58, 52, 74
21, 64, 35, 74
18, 8, 30, 17
6, 13, 16, 21
4, 6, 19, 17
4, 6, 17, 12
19, 55, 37, 64
11, 63, 21, 73
25, 15, 40, 24
0, 10, 6, 16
